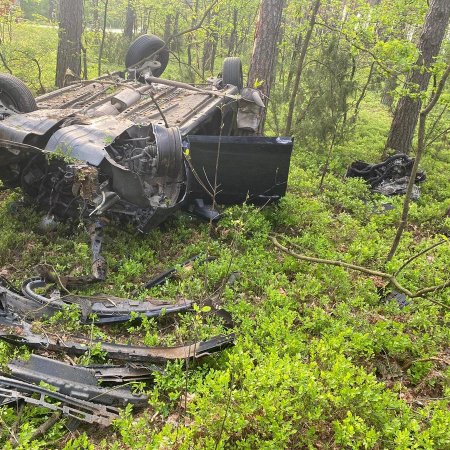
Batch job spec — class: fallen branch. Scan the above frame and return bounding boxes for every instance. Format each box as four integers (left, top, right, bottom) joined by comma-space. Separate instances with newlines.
402, 356, 450, 371
144, 76, 239, 99
270, 236, 450, 309
28, 412, 62, 442
0, 51, 12, 74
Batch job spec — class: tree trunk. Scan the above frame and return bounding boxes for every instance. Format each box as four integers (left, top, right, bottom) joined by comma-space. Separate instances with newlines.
172, 12, 181, 52
48, 0, 56, 20
284, 0, 321, 136
202, 11, 218, 76
186, 0, 199, 82
91, 0, 99, 31
247, 0, 285, 135
284, 33, 302, 96
55, 0, 84, 88
386, 63, 450, 262
386, 0, 450, 154
228, 8, 238, 56
124, 0, 135, 40
381, 74, 397, 112
164, 14, 172, 46
98, 0, 109, 77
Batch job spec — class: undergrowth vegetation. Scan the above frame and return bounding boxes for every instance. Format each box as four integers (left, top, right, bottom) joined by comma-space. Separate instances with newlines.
0, 2, 449, 446
0, 90, 449, 449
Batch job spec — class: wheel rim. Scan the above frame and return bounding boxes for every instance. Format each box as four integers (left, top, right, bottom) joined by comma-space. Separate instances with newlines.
0, 90, 19, 113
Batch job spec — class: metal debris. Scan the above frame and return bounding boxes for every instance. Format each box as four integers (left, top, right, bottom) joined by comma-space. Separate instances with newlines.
0, 278, 193, 324
0, 376, 120, 427
346, 154, 426, 199
0, 313, 235, 364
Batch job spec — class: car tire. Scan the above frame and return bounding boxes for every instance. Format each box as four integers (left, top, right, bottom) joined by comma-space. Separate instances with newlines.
222, 57, 243, 91
125, 34, 169, 77
0, 73, 37, 113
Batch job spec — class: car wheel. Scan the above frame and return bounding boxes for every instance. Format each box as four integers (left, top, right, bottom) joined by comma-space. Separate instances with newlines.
125, 34, 169, 77
0, 73, 37, 113
222, 57, 243, 91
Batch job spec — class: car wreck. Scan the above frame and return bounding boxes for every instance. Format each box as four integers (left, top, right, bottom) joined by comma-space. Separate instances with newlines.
0, 34, 293, 233
0, 34, 291, 427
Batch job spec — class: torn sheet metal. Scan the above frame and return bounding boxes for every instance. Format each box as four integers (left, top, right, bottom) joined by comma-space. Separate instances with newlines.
45, 115, 134, 166
0, 109, 73, 144
8, 355, 148, 407
0, 313, 235, 363
0, 376, 120, 426
346, 154, 426, 199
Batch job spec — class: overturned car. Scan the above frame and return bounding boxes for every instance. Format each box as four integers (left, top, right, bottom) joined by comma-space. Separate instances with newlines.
0, 34, 293, 232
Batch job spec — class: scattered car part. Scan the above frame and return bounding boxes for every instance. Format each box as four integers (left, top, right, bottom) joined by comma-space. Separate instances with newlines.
143, 254, 217, 289
90, 219, 107, 281
380, 289, 409, 308
36, 220, 107, 287
236, 88, 265, 133
8, 355, 148, 407
346, 154, 426, 199
186, 135, 292, 204
0, 278, 193, 324
0, 313, 235, 364
0, 376, 120, 426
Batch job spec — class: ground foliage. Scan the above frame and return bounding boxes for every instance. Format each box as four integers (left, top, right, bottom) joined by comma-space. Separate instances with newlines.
0, 101, 449, 449
0, 1, 450, 448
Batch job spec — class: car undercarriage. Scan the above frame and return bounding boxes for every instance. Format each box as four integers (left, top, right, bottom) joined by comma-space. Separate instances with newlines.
0, 36, 293, 232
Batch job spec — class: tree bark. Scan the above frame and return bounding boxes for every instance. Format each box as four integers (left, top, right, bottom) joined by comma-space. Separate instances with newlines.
247, 0, 285, 135
55, 0, 84, 88
124, 0, 135, 40
386, 0, 450, 154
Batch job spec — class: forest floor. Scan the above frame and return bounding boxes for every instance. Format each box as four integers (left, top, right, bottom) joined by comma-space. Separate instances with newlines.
0, 23, 449, 450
